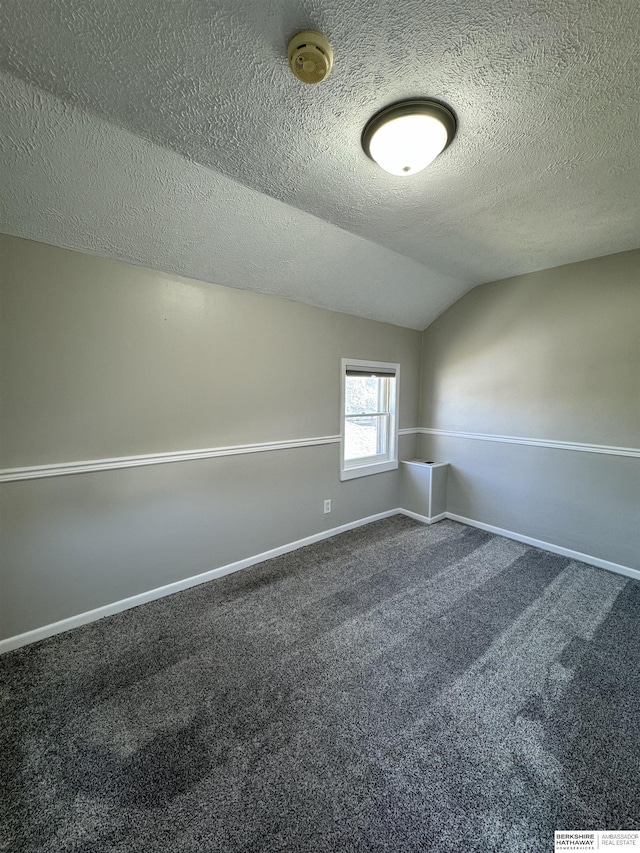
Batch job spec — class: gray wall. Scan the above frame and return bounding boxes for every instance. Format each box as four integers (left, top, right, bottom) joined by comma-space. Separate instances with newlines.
418, 249, 640, 568
3, 236, 638, 642
2, 237, 421, 466
0, 235, 421, 639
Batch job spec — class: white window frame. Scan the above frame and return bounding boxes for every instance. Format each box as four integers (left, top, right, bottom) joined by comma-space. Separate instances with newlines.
340, 358, 400, 481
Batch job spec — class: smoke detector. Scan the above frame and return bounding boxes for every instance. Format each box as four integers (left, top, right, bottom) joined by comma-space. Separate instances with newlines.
288, 30, 333, 84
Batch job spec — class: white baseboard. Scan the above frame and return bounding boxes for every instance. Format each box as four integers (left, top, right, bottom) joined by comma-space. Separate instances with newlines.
2, 507, 637, 654
398, 509, 447, 525
0, 510, 399, 655
445, 512, 640, 582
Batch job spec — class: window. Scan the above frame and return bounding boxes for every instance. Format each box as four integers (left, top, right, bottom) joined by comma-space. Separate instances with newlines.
340, 359, 399, 481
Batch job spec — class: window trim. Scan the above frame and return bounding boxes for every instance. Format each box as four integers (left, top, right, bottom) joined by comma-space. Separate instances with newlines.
340, 358, 400, 481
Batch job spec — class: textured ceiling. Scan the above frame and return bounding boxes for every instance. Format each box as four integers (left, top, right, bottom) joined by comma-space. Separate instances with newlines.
1, 0, 639, 329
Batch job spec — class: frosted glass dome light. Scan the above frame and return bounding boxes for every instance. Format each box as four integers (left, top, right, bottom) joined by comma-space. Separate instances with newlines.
362, 99, 457, 177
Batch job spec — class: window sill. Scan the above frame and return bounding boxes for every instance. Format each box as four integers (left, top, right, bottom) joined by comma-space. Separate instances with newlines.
340, 459, 398, 481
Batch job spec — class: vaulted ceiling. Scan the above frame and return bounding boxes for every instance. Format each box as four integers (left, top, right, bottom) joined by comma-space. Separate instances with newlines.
1, 0, 639, 329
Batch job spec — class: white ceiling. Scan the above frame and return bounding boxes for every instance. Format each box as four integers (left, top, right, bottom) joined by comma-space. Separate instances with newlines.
1, 0, 639, 329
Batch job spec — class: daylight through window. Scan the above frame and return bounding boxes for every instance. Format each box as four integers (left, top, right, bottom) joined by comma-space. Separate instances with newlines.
340, 359, 399, 481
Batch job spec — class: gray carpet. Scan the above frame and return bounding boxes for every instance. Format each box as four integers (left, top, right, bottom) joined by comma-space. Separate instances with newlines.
1, 517, 639, 852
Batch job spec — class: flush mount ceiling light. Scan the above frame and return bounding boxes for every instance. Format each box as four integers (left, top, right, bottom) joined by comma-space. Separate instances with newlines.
362, 99, 457, 177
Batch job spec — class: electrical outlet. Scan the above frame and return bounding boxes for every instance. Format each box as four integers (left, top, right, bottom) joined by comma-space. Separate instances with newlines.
323, 499, 331, 514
